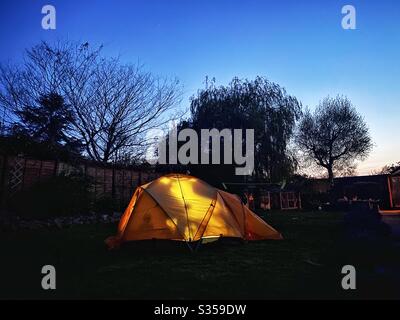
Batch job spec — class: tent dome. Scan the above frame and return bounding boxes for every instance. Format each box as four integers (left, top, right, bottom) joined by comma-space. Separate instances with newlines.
106, 174, 282, 248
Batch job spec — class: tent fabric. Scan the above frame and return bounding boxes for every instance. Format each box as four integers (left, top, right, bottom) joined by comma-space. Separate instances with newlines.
105, 174, 282, 249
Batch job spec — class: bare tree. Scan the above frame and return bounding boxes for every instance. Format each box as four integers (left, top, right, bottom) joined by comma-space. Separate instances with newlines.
0, 62, 26, 132
0, 41, 182, 163
0, 41, 98, 136
295, 96, 373, 185
378, 161, 400, 175
65, 58, 182, 163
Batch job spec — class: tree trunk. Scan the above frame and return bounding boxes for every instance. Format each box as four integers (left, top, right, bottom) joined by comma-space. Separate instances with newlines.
327, 166, 334, 186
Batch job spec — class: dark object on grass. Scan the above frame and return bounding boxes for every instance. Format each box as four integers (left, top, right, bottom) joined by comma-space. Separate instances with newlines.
343, 201, 391, 241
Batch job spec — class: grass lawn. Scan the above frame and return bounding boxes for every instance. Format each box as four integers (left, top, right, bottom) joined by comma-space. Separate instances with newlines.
1, 210, 395, 299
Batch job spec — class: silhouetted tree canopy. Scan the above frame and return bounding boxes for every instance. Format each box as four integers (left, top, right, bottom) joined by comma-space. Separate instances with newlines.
15, 93, 78, 143
379, 161, 400, 175
8, 93, 82, 159
295, 96, 373, 185
184, 77, 301, 184
0, 40, 182, 164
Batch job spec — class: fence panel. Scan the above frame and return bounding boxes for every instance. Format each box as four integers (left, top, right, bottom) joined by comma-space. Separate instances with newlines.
0, 155, 161, 213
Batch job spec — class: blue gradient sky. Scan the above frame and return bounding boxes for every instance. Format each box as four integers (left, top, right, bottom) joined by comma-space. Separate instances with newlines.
1, 0, 399, 174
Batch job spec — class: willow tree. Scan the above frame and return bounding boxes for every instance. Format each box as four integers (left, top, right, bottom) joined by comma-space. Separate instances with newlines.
186, 77, 302, 183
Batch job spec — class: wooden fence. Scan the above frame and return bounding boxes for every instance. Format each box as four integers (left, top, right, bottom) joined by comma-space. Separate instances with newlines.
0, 155, 161, 210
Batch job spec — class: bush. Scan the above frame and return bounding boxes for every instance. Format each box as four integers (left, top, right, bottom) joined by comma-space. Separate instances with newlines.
301, 192, 331, 210
92, 195, 118, 215
8, 173, 92, 219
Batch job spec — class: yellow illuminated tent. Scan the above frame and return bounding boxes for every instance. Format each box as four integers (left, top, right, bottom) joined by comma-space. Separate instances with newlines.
105, 174, 282, 249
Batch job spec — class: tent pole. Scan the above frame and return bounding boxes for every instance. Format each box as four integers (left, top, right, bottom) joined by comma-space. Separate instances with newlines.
185, 240, 194, 253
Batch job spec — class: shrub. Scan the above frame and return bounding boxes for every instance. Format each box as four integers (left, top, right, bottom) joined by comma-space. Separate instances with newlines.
92, 195, 118, 215
8, 173, 92, 219
301, 192, 331, 210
